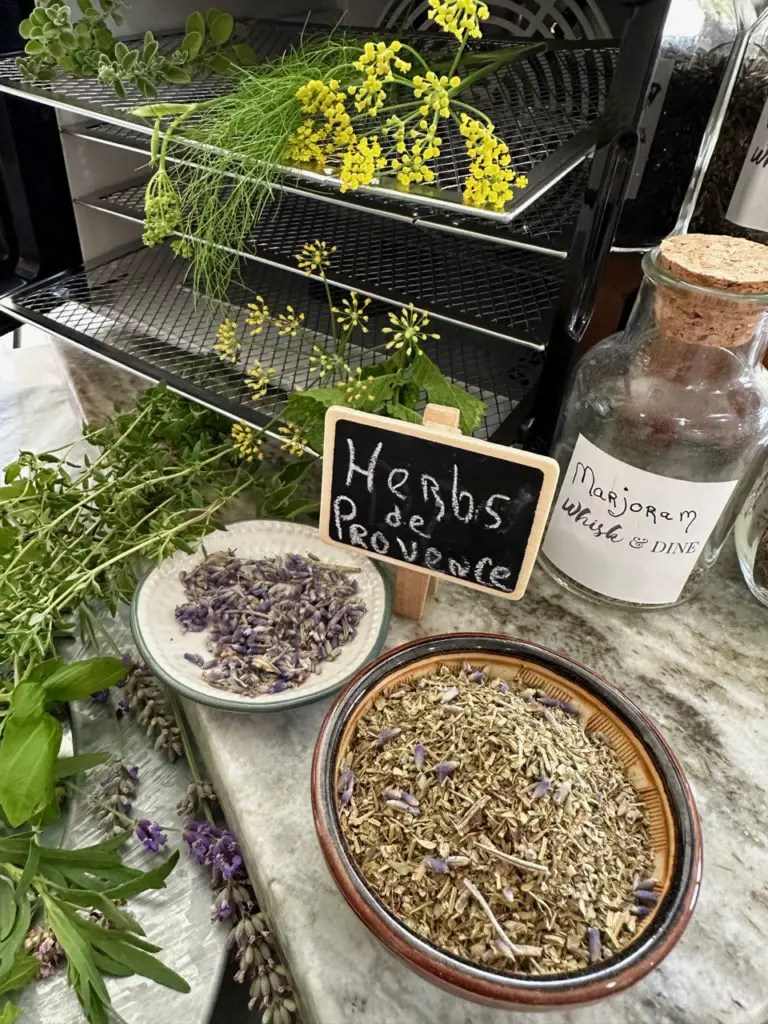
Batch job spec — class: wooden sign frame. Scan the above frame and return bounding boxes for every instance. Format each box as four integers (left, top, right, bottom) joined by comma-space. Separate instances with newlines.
319, 405, 560, 606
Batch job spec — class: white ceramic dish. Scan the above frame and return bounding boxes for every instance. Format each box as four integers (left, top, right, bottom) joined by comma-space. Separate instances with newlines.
130, 519, 391, 712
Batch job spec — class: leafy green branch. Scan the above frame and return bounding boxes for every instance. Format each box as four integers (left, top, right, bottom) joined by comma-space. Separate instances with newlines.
17, 2, 256, 98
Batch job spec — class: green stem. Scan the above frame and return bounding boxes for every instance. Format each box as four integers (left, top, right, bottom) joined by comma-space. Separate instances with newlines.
166, 693, 216, 827
451, 99, 494, 126
449, 38, 467, 80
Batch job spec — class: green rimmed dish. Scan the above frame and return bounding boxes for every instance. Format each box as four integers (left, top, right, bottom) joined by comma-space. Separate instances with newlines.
130, 519, 391, 713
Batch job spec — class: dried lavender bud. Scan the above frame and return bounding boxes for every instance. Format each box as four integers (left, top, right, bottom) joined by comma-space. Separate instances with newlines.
445, 855, 470, 868
634, 905, 651, 918
587, 927, 602, 963
554, 780, 572, 806
400, 791, 419, 808
122, 665, 183, 760
381, 788, 402, 801
91, 759, 139, 832
184, 652, 205, 667
501, 887, 516, 905
184, 821, 244, 878
635, 877, 657, 891
90, 688, 111, 705
338, 769, 355, 806
373, 727, 401, 748
634, 889, 659, 905
531, 777, 551, 800
467, 670, 485, 683
434, 760, 457, 782
424, 857, 449, 874
24, 926, 64, 979
558, 699, 580, 716
498, 682, 510, 694
177, 779, 218, 818
440, 686, 459, 703
384, 799, 419, 816
535, 695, 560, 708
413, 744, 425, 767
176, 551, 366, 697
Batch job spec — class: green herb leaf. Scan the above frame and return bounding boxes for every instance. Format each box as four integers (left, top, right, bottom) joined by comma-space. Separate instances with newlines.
91, 935, 190, 993
58, 890, 144, 934
17, 19, 32, 38
91, 949, 132, 977
23, 40, 43, 55
410, 353, 486, 435
2, 464, 20, 484
178, 30, 202, 59
185, 11, 205, 37
0, 897, 29, 977
232, 43, 258, 66
44, 897, 110, 1013
206, 9, 233, 44
0, 711, 61, 827
386, 402, 422, 425
6, 682, 43, 722
0, 1001, 20, 1024
54, 751, 110, 779
41, 656, 127, 703
163, 66, 192, 85
0, 528, 16, 554
0, 883, 13, 943
207, 52, 233, 75
14, 843, 39, 906
101, 849, 179, 902
0, 952, 38, 998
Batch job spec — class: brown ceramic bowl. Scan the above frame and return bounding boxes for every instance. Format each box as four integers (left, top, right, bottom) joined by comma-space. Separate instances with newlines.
311, 633, 702, 1010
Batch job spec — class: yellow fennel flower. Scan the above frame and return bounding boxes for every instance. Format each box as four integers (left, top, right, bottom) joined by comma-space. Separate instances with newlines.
309, 345, 351, 380
276, 305, 306, 337
296, 239, 337, 276
287, 79, 355, 168
231, 422, 264, 462
246, 296, 270, 336
333, 292, 371, 334
245, 361, 276, 401
339, 135, 386, 192
427, 0, 490, 41
279, 422, 310, 456
459, 113, 526, 211
342, 367, 378, 409
382, 304, 440, 358
214, 318, 240, 364
390, 122, 442, 188
411, 71, 455, 118
350, 40, 412, 115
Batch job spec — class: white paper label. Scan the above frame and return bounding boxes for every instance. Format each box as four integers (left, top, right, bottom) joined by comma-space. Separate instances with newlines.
726, 93, 768, 233
541, 435, 738, 604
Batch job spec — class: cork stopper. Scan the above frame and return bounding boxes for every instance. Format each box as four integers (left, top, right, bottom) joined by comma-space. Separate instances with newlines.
654, 234, 768, 348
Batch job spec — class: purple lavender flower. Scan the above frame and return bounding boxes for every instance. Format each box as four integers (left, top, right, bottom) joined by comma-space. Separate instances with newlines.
424, 857, 449, 874
531, 777, 551, 800
135, 819, 167, 854
121, 652, 134, 666
211, 830, 243, 879
183, 821, 244, 879
216, 900, 233, 921
634, 905, 651, 918
634, 889, 659, 905
498, 682, 510, 694
413, 744, 425, 768
467, 670, 485, 684
434, 760, 457, 782
127, 765, 139, 779
90, 689, 110, 705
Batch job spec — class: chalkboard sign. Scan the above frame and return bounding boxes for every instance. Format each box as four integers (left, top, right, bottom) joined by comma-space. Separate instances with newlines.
319, 406, 559, 601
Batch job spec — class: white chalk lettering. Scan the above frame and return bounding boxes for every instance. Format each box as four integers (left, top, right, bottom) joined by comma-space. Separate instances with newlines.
370, 531, 390, 554
489, 565, 512, 591
346, 438, 382, 493
484, 493, 510, 530
349, 524, 369, 548
385, 506, 403, 528
396, 537, 419, 562
333, 495, 357, 539
425, 547, 442, 568
409, 515, 430, 539
388, 467, 409, 500
421, 474, 445, 522
451, 464, 475, 523
448, 557, 470, 578
474, 556, 492, 584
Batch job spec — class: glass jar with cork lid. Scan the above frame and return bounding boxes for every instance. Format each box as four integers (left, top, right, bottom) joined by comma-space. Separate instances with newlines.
541, 234, 768, 609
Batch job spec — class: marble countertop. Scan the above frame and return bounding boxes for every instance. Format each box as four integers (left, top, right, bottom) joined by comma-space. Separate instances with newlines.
186, 544, 768, 1024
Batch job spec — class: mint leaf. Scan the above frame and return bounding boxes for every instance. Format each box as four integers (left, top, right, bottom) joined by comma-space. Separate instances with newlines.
410, 354, 486, 435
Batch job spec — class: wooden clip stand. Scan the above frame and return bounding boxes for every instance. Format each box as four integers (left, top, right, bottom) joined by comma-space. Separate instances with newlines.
392, 404, 460, 620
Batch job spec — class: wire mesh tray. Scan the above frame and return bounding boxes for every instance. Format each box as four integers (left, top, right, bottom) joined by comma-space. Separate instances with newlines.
77, 175, 565, 347
67, 120, 586, 256
0, 244, 543, 444
0, 19, 614, 223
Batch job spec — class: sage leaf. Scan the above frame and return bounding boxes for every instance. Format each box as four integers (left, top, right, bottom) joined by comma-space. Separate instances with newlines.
54, 752, 110, 779
0, 712, 61, 827
102, 849, 179, 902
0, 883, 13, 942
207, 9, 233, 44
178, 30, 202, 59
207, 52, 234, 75
58, 890, 143, 934
41, 656, 127, 703
0, 953, 38, 998
185, 11, 205, 37
92, 938, 189, 993
164, 66, 191, 85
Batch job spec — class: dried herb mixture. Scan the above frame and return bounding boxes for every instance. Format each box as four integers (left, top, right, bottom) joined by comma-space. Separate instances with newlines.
338, 662, 656, 974
176, 551, 366, 695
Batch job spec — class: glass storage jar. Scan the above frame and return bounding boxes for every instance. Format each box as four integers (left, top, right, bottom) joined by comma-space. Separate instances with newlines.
734, 459, 768, 604
540, 234, 768, 609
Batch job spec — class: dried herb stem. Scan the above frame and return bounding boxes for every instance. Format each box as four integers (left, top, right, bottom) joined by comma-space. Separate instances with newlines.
474, 840, 549, 874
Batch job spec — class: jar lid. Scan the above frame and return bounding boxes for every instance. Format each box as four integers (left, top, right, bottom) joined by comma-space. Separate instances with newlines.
658, 234, 768, 295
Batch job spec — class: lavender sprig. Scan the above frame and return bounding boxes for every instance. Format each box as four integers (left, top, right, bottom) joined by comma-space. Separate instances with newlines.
90, 760, 139, 832
135, 819, 167, 854
121, 664, 183, 761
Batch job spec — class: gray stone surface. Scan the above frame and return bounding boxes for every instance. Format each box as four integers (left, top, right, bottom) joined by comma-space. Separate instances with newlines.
186, 549, 768, 1024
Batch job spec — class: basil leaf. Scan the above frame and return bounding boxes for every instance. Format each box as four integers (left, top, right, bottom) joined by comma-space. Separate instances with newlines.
54, 752, 110, 779
41, 656, 127, 703
7, 683, 44, 722
0, 884, 13, 942
0, 952, 38, 997
0, 712, 61, 827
